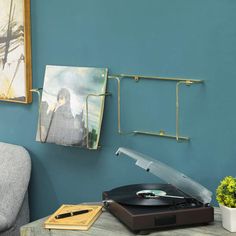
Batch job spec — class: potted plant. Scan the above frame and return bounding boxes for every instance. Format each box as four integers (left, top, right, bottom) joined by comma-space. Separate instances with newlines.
216, 176, 236, 232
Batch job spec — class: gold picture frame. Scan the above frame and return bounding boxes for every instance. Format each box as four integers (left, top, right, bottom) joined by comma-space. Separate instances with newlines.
0, 0, 32, 103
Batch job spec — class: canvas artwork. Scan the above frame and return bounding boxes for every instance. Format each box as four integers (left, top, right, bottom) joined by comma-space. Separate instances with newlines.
36, 65, 108, 149
0, 0, 31, 103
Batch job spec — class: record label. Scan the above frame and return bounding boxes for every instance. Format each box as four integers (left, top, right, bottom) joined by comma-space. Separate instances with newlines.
136, 190, 167, 198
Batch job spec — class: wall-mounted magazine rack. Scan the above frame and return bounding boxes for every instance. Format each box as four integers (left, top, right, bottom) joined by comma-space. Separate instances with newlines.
31, 88, 111, 149
107, 74, 203, 141
32, 72, 203, 146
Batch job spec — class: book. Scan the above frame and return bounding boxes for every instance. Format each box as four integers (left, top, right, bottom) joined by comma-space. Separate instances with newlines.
44, 204, 103, 230
36, 65, 108, 149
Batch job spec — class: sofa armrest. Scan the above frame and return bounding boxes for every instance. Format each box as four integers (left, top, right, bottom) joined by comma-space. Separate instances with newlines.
0, 213, 9, 232
0, 143, 31, 229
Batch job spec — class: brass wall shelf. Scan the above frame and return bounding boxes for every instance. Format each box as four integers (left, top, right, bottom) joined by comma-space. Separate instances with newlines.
31, 72, 203, 146
108, 73, 203, 141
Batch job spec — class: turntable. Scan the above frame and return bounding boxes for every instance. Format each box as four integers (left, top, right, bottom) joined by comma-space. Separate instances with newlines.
103, 147, 214, 232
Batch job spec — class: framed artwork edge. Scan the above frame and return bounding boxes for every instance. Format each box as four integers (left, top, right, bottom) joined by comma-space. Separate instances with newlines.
24, 0, 32, 104
0, 0, 32, 104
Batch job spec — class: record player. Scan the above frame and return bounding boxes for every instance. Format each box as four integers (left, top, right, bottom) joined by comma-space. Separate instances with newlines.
103, 147, 214, 232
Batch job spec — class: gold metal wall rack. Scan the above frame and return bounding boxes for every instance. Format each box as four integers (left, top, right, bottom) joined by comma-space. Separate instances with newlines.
107, 74, 203, 141
31, 72, 203, 146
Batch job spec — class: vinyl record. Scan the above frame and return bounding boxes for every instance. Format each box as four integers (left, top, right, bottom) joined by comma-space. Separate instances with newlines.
106, 183, 187, 206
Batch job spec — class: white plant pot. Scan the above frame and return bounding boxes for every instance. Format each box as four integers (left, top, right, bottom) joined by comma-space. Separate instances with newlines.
220, 204, 236, 232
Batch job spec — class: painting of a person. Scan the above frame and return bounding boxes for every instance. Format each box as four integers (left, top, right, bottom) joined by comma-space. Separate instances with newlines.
40, 88, 86, 146
36, 65, 108, 149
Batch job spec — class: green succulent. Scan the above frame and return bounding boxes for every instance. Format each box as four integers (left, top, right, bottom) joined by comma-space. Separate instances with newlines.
216, 176, 236, 208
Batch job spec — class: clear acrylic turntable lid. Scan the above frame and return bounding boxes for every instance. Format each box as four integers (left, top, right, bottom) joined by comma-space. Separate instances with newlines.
115, 147, 212, 204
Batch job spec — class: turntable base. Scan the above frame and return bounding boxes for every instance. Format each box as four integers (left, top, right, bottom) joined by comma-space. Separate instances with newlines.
103, 200, 214, 232
103, 183, 214, 232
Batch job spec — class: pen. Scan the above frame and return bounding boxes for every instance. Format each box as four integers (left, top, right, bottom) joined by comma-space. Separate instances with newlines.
55, 209, 92, 219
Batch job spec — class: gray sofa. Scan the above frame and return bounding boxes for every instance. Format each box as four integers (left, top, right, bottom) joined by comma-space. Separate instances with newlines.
0, 142, 31, 236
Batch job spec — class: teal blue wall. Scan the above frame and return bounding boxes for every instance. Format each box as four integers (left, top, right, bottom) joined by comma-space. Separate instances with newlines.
1, 0, 236, 220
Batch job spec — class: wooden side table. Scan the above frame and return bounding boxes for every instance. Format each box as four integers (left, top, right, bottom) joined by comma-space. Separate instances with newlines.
20, 208, 236, 236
